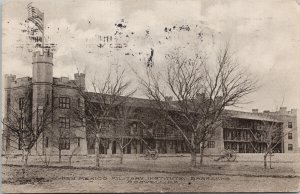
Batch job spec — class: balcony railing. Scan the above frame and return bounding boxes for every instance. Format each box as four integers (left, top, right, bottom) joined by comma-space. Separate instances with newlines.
152, 133, 182, 139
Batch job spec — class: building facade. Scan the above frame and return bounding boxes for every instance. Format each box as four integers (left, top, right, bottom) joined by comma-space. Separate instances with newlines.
2, 51, 298, 156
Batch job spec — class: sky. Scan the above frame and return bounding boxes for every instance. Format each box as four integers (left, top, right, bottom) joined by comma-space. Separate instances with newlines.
2, 0, 300, 118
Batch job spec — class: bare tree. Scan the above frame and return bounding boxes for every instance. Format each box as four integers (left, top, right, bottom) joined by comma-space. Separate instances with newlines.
2, 90, 53, 178
253, 119, 293, 169
46, 126, 79, 164
138, 45, 256, 167
2, 128, 13, 165
67, 139, 82, 166
72, 67, 135, 167
36, 145, 52, 166
261, 120, 282, 169
112, 101, 137, 164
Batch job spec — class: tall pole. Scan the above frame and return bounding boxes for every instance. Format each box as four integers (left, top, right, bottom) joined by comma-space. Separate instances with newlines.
42, 12, 45, 53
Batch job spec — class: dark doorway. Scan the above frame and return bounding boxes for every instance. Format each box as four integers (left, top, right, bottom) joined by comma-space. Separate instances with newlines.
126, 140, 131, 154
99, 139, 107, 154
140, 141, 144, 154
112, 141, 116, 154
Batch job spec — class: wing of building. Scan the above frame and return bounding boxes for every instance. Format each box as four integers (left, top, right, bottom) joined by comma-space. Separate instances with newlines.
2, 51, 298, 156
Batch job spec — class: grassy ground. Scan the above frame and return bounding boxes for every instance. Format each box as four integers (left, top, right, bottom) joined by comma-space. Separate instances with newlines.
3, 153, 300, 177
2, 165, 300, 192
2, 153, 300, 192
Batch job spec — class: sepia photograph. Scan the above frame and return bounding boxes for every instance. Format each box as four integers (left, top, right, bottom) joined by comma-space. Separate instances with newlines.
1, 0, 300, 192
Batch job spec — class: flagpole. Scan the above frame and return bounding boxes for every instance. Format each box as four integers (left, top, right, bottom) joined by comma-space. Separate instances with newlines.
42, 12, 45, 53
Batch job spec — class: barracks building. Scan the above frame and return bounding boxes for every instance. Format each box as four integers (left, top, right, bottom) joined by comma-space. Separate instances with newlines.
2, 51, 298, 156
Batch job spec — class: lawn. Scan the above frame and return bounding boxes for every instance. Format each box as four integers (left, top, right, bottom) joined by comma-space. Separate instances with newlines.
2, 165, 300, 192
2, 153, 300, 192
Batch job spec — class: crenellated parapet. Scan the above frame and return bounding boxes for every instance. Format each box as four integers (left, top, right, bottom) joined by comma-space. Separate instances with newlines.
10, 77, 32, 88
32, 51, 53, 65
4, 74, 16, 89
252, 107, 297, 117
53, 73, 86, 90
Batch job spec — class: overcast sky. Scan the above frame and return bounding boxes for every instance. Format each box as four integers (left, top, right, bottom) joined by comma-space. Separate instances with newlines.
2, 0, 300, 117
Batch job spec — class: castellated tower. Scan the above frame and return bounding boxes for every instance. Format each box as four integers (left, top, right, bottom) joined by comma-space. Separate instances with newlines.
32, 50, 53, 154
32, 50, 53, 110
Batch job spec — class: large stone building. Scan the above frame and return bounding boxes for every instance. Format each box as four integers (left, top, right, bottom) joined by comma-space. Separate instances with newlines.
2, 51, 298, 156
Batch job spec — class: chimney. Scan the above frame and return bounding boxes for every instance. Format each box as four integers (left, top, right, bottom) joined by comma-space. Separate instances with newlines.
74, 73, 86, 90
61, 77, 69, 83
279, 107, 287, 114
291, 109, 297, 115
252, 109, 258, 113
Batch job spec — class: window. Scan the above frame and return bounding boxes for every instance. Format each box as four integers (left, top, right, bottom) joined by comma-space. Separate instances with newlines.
77, 137, 80, 147
77, 98, 83, 107
60, 138, 70, 150
208, 141, 215, 148
288, 144, 293, 151
81, 118, 85, 126
208, 128, 215, 135
59, 117, 70, 129
59, 97, 70, 109
288, 133, 293, 139
132, 140, 137, 149
87, 138, 95, 149
19, 97, 24, 110
288, 122, 293, 128
7, 97, 11, 107
46, 95, 49, 105
131, 123, 138, 135
45, 137, 49, 148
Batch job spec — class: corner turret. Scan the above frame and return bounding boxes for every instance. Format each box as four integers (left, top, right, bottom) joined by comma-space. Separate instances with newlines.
4, 74, 16, 89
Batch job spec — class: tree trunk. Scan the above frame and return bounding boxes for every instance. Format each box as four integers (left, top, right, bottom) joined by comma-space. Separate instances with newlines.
25, 152, 29, 165
190, 150, 197, 168
44, 152, 48, 166
199, 146, 205, 166
190, 133, 197, 167
264, 154, 267, 169
58, 149, 62, 163
22, 149, 29, 179
95, 137, 100, 168
120, 147, 124, 164
269, 154, 272, 169
68, 156, 72, 166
